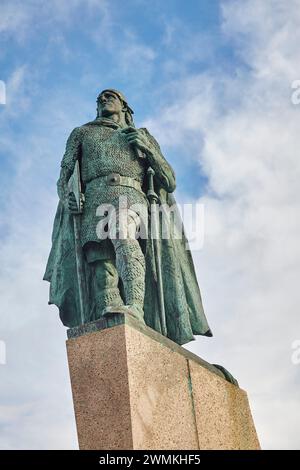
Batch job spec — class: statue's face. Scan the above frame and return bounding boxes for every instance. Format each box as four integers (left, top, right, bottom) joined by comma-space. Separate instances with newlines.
98, 91, 123, 118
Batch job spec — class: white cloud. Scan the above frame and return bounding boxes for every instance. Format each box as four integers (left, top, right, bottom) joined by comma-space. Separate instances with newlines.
0, 316, 77, 449
2, 65, 32, 115
0, 80, 6, 104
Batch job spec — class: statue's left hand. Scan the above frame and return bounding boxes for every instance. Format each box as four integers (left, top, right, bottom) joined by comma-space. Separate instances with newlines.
121, 126, 152, 157
68, 191, 84, 214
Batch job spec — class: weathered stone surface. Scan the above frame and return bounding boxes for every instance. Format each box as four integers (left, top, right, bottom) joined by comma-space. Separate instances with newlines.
67, 313, 228, 382
188, 360, 260, 450
67, 325, 133, 450
66, 319, 260, 450
124, 324, 199, 449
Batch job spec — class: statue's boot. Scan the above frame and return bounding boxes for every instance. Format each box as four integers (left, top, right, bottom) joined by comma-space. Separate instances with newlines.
107, 238, 146, 323
95, 287, 124, 312
93, 259, 124, 320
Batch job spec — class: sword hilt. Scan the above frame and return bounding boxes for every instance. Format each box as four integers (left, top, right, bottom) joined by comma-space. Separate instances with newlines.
147, 167, 159, 203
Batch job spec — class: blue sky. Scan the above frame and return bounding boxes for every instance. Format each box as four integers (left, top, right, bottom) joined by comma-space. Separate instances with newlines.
1, 0, 300, 450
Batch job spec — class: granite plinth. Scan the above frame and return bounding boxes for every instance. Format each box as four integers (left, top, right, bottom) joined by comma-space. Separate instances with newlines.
66, 315, 260, 450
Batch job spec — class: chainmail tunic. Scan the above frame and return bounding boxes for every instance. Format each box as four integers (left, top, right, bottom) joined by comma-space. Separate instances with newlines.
80, 125, 148, 247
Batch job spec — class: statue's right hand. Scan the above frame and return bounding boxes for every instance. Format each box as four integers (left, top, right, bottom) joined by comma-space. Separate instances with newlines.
68, 192, 84, 214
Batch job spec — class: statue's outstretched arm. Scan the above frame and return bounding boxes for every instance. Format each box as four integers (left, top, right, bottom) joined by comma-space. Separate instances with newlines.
57, 127, 82, 204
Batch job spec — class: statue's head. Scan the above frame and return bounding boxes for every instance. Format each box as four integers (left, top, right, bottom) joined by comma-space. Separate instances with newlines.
96, 89, 134, 126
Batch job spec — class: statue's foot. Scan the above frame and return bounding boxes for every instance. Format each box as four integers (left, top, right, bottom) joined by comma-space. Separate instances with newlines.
102, 304, 145, 324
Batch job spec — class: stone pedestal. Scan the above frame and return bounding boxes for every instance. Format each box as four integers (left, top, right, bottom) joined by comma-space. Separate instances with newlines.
66, 314, 260, 450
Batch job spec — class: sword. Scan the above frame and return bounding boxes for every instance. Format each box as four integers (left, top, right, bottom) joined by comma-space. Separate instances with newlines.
147, 167, 167, 337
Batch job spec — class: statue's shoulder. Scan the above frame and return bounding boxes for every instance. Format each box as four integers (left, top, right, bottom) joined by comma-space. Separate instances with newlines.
66, 124, 91, 143
67, 125, 85, 138
74, 123, 92, 134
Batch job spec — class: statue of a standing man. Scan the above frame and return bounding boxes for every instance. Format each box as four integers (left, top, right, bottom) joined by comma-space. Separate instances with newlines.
44, 89, 212, 345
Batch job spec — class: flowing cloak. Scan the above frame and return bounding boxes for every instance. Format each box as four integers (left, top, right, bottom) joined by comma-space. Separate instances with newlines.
43, 135, 213, 346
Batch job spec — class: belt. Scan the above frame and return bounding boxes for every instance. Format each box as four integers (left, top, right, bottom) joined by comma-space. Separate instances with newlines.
102, 173, 143, 192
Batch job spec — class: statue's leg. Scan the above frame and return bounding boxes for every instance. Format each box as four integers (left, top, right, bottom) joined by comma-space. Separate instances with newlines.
111, 238, 146, 322
109, 208, 146, 322
93, 259, 124, 319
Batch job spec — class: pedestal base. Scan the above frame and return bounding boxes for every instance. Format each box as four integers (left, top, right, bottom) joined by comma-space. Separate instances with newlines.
66, 315, 260, 450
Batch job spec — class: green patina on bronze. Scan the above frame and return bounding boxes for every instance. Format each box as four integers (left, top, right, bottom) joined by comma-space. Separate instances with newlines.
43, 89, 212, 346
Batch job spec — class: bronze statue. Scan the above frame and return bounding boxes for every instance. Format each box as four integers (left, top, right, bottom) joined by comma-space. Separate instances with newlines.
44, 89, 212, 345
